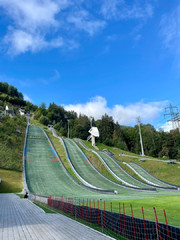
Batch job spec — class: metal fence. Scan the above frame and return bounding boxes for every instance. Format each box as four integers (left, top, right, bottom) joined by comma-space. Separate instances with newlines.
39, 195, 180, 240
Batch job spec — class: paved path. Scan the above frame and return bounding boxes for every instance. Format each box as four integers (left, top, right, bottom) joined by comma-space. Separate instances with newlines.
0, 194, 115, 240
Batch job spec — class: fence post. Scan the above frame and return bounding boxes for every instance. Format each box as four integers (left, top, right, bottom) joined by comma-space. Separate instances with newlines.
90, 200, 92, 223
66, 198, 67, 213
62, 196, 64, 214
75, 198, 77, 219
98, 200, 100, 225
111, 202, 113, 231
67, 198, 69, 213
51, 196, 53, 208
119, 202, 121, 234
52, 196, 54, 208
82, 199, 84, 220
48, 196, 50, 206
50, 196, 52, 207
164, 209, 171, 240
55, 196, 57, 209
123, 203, 126, 236
94, 200, 96, 224
71, 198, 72, 216
64, 198, 66, 212
104, 201, 106, 230
154, 207, 162, 240
86, 198, 88, 221
142, 207, 147, 240
131, 204, 136, 239
79, 199, 81, 219
100, 199, 103, 233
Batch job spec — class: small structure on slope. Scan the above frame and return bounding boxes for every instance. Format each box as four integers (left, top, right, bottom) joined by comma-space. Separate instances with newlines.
4, 105, 15, 117
19, 107, 26, 116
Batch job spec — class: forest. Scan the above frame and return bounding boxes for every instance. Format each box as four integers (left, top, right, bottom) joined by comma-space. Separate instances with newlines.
34, 102, 180, 160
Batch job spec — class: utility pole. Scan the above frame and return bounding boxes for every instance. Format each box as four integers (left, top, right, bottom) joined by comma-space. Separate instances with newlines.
164, 104, 179, 130
137, 117, 145, 156
67, 119, 70, 138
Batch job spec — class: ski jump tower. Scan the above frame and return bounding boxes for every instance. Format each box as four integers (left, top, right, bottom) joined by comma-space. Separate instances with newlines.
87, 127, 99, 147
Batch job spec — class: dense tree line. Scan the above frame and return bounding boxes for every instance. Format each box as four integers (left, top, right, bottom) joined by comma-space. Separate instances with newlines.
0, 82, 37, 113
0, 82, 23, 99
34, 102, 180, 160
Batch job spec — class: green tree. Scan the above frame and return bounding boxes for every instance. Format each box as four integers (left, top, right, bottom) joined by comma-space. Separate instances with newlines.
39, 115, 49, 125
39, 102, 46, 109
98, 114, 114, 145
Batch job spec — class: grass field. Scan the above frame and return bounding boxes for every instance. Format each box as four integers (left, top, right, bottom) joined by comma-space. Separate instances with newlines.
0, 168, 23, 193
104, 195, 180, 227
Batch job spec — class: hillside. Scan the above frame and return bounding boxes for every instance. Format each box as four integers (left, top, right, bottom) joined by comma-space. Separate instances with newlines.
0, 116, 26, 171
0, 82, 37, 114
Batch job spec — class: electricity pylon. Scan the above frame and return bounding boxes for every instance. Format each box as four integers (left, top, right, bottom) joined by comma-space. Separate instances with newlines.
164, 104, 179, 130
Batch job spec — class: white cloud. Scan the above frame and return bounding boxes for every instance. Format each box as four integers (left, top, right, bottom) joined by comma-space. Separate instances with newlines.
64, 96, 167, 125
0, 0, 105, 55
101, 0, 153, 20
0, 0, 155, 55
0, 0, 68, 55
4, 29, 47, 55
3, 29, 65, 55
160, 6, 180, 52
0, 0, 77, 55
0, 0, 63, 31
67, 9, 106, 36
158, 121, 174, 132
24, 94, 32, 102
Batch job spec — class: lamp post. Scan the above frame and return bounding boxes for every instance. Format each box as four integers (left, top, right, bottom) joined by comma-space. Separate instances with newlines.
90, 116, 93, 128
137, 116, 145, 156
67, 119, 70, 138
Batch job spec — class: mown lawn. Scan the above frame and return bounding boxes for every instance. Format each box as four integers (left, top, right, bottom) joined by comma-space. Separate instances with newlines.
109, 196, 180, 227
0, 168, 23, 193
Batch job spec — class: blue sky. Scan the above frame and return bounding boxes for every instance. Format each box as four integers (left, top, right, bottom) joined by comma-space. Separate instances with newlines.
0, 0, 180, 130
